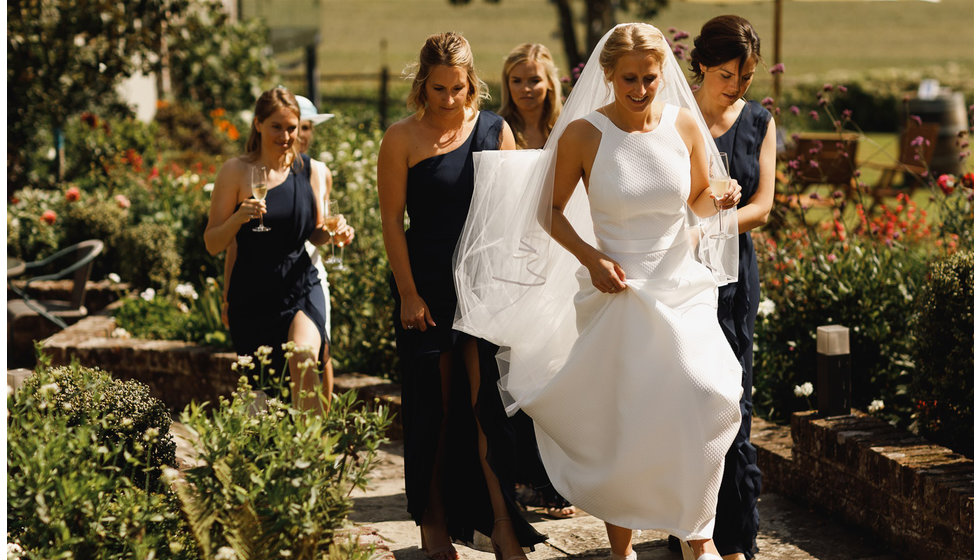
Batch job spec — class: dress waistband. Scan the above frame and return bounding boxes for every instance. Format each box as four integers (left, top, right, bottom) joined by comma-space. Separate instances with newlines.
596, 227, 689, 254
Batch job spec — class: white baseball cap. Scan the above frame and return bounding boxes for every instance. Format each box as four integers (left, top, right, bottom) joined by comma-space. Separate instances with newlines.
296, 95, 334, 125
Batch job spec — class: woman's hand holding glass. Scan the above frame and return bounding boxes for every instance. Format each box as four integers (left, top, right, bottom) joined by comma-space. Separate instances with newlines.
249, 164, 271, 232
708, 152, 738, 239
325, 199, 350, 271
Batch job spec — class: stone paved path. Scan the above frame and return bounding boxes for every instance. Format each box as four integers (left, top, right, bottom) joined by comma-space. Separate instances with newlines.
348, 442, 903, 560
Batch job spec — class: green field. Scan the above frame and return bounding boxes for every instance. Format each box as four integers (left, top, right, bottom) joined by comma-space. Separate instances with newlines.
248, 0, 973, 98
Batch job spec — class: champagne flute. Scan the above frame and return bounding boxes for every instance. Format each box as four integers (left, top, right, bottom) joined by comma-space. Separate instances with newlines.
251, 164, 271, 232
326, 199, 349, 271
708, 152, 734, 240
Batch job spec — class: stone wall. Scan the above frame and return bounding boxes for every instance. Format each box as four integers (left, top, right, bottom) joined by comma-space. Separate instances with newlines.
42, 314, 239, 412
755, 411, 973, 560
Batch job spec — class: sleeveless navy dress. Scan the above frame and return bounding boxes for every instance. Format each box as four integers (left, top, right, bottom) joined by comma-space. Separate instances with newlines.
391, 111, 545, 548
712, 100, 770, 559
228, 153, 327, 397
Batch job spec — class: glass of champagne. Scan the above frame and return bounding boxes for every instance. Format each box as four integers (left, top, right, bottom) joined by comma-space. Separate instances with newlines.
251, 164, 271, 232
324, 199, 347, 270
708, 152, 734, 239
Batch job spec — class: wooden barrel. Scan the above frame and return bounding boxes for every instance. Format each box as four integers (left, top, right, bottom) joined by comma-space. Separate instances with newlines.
909, 92, 969, 175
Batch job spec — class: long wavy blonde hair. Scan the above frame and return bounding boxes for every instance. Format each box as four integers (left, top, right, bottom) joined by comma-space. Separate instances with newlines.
499, 43, 563, 149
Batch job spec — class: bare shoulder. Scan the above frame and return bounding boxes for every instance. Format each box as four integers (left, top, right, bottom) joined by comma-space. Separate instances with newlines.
216, 155, 249, 184
560, 117, 602, 146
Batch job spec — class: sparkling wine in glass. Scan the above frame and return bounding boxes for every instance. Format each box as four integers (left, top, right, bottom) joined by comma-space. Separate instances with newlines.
251, 164, 271, 232
709, 152, 734, 240
322, 206, 342, 265
327, 199, 348, 271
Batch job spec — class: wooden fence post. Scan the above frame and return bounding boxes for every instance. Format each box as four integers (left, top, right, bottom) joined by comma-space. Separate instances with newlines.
379, 65, 389, 130
816, 324, 852, 416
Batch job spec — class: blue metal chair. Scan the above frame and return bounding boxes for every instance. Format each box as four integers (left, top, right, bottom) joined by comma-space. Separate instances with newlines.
8, 239, 105, 329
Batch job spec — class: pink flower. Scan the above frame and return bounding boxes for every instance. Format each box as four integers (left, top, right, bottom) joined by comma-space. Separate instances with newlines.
823, 83, 833, 92
673, 31, 690, 41
827, 253, 838, 263
910, 115, 922, 126
761, 97, 774, 107
769, 63, 785, 75
837, 85, 848, 93
810, 110, 820, 121
115, 194, 131, 209
41, 210, 57, 224
65, 186, 80, 202
790, 106, 800, 116
937, 174, 956, 195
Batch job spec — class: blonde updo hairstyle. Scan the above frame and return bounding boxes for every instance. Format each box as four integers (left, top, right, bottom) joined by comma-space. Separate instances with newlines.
406, 32, 489, 119
245, 86, 302, 166
499, 43, 563, 148
599, 24, 667, 82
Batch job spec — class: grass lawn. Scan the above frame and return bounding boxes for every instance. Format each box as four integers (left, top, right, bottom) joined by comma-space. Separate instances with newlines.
247, 0, 973, 98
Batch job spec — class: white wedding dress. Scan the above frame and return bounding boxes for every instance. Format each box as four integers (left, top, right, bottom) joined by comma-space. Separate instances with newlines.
517, 106, 743, 539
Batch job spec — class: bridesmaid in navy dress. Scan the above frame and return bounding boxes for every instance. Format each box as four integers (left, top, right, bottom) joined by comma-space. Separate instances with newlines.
691, 15, 777, 560
377, 32, 545, 560
205, 87, 334, 412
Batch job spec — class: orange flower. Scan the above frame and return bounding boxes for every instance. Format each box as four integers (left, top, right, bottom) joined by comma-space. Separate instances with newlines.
41, 210, 57, 224
65, 186, 81, 202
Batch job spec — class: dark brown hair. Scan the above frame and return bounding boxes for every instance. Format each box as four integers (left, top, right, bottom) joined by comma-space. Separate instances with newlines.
689, 15, 762, 83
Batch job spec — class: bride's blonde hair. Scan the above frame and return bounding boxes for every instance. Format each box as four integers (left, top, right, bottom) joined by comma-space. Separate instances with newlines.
599, 24, 667, 80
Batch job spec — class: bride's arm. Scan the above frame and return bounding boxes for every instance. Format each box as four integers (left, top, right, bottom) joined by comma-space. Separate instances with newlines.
679, 109, 740, 217
549, 121, 627, 294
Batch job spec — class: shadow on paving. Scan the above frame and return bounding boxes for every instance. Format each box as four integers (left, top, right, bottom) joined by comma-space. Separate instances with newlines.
349, 442, 903, 560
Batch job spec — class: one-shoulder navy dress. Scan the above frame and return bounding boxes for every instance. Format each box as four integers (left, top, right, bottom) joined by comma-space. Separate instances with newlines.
228, 153, 327, 397
390, 111, 546, 548
712, 100, 771, 559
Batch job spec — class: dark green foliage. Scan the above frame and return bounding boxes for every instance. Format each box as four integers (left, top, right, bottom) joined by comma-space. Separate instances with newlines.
909, 250, 974, 457
167, 0, 279, 113
117, 222, 182, 291
19, 363, 178, 486
154, 100, 236, 158
61, 197, 128, 279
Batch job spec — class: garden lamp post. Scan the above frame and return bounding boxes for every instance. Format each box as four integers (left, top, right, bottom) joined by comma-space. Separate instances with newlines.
816, 324, 851, 416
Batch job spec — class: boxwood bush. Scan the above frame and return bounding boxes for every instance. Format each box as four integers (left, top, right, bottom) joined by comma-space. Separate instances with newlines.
908, 250, 974, 457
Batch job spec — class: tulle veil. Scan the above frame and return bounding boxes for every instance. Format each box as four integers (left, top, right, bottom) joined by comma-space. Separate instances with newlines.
453, 22, 737, 414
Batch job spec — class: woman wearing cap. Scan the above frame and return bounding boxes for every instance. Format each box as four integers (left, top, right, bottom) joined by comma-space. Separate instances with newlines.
206, 86, 337, 412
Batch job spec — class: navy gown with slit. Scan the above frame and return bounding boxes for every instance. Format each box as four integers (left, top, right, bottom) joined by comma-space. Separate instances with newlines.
228, 153, 327, 397
390, 111, 546, 548
712, 100, 770, 559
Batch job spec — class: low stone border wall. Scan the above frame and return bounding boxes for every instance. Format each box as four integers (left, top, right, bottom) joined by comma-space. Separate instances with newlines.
755, 411, 972, 560
42, 313, 239, 411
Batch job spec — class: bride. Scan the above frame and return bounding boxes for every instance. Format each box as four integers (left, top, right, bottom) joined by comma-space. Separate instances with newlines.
454, 23, 743, 560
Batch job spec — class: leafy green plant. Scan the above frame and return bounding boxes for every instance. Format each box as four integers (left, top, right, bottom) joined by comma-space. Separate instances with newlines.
8, 364, 197, 560
167, 0, 278, 113
113, 280, 232, 350
116, 222, 183, 291
908, 250, 973, 457
175, 377, 392, 559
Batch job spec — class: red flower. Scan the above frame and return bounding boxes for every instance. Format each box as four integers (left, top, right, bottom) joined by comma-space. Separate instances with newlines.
65, 186, 81, 202
81, 112, 98, 129
962, 172, 974, 189
148, 166, 160, 180
41, 210, 57, 224
937, 174, 956, 195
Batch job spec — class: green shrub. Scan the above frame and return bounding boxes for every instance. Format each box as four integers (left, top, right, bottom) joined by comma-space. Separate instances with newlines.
63, 112, 161, 182
116, 222, 182, 291
167, 0, 278, 114
113, 279, 232, 350
19, 363, 178, 484
6, 187, 66, 261
60, 196, 129, 278
7, 364, 196, 560
909, 250, 974, 457
175, 378, 392, 558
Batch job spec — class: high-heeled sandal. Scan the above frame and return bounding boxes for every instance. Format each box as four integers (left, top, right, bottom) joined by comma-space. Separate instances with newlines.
607, 549, 637, 560
491, 517, 528, 560
420, 526, 458, 560
680, 540, 723, 560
